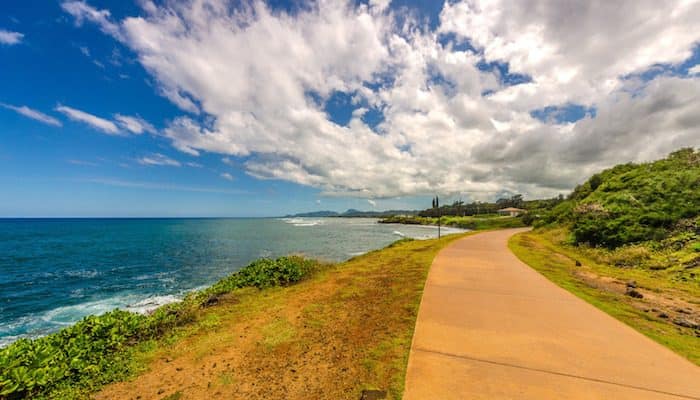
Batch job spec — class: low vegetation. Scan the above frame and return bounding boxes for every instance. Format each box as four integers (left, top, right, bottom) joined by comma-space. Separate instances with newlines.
0, 256, 322, 400
540, 148, 700, 248
379, 215, 526, 230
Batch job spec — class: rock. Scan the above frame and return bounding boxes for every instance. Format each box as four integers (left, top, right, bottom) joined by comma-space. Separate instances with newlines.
201, 295, 220, 307
675, 308, 691, 314
673, 318, 699, 329
626, 280, 637, 288
360, 390, 387, 400
625, 287, 643, 298
575, 260, 582, 267
658, 312, 669, 319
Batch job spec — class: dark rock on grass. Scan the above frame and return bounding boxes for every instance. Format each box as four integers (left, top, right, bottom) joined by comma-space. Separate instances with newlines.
575, 260, 582, 267
626, 280, 637, 288
360, 389, 387, 400
201, 294, 220, 307
673, 318, 699, 329
658, 312, 669, 319
625, 287, 643, 298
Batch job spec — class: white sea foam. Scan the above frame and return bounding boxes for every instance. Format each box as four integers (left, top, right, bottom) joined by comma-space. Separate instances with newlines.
281, 217, 323, 226
392, 230, 405, 237
125, 295, 181, 314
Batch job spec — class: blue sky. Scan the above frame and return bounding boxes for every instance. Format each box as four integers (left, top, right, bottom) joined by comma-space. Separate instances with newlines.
1, 1, 699, 216
0, 0, 430, 216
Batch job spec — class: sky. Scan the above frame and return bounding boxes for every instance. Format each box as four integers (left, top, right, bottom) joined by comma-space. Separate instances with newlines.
0, 0, 699, 217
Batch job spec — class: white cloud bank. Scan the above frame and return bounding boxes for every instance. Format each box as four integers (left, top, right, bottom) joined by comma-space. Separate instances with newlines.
0, 103, 62, 126
63, 0, 700, 199
0, 29, 23, 45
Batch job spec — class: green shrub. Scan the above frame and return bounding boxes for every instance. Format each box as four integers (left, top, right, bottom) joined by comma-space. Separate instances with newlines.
545, 148, 700, 248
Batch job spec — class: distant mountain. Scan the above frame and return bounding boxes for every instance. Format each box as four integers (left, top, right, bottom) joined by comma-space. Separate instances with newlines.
285, 209, 418, 218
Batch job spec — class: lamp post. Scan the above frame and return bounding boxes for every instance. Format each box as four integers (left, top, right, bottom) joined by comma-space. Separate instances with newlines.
433, 195, 441, 239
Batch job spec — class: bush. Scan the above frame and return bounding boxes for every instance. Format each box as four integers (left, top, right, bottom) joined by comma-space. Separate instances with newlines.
544, 148, 700, 248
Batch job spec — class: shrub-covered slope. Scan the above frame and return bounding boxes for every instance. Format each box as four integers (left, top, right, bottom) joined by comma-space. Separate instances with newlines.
542, 148, 700, 248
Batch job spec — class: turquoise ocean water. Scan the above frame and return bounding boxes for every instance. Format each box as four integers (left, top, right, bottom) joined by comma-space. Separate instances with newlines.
0, 217, 463, 346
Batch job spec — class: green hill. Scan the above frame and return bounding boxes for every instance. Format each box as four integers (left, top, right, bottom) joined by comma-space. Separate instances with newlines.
542, 148, 700, 248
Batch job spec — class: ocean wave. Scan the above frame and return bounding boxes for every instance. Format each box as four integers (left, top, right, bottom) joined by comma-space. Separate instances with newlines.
281, 218, 323, 227
0, 293, 185, 347
125, 295, 181, 314
64, 269, 100, 279
392, 230, 405, 237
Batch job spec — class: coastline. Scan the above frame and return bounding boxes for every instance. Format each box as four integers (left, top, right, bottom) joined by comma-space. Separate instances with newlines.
0, 232, 468, 399
1, 217, 459, 349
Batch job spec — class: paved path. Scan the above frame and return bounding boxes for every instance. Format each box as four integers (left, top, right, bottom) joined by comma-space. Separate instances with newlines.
403, 228, 700, 399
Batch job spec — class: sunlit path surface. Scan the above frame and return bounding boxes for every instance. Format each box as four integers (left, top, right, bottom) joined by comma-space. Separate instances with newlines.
404, 229, 700, 400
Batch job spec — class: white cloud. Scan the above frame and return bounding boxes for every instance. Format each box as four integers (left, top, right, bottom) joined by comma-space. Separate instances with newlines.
367, 199, 377, 207
114, 114, 156, 134
220, 172, 234, 181
689, 64, 700, 75
0, 29, 23, 45
0, 103, 62, 126
64, 0, 700, 200
137, 153, 181, 167
56, 105, 119, 134
186, 161, 203, 168
55, 105, 155, 136
81, 177, 249, 194
68, 159, 99, 166
61, 1, 123, 40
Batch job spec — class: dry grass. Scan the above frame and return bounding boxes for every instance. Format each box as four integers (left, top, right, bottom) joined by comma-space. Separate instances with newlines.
96, 234, 468, 400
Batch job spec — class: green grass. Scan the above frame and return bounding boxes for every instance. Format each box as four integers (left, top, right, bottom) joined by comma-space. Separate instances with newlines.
509, 229, 700, 365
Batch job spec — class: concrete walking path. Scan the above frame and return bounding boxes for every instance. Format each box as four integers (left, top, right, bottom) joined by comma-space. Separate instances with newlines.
403, 228, 700, 399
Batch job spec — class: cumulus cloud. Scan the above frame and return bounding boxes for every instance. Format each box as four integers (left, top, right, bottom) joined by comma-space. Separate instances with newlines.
0, 29, 23, 45
63, 0, 700, 200
689, 64, 700, 75
0, 103, 62, 126
55, 105, 120, 134
137, 153, 181, 167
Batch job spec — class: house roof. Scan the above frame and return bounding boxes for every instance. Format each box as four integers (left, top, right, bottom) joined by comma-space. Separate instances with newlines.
497, 207, 526, 212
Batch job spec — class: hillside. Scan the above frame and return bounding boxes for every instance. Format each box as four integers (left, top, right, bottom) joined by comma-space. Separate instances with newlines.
541, 148, 699, 248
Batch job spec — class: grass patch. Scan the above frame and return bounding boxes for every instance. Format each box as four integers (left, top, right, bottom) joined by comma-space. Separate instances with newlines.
509, 229, 700, 365
260, 318, 296, 350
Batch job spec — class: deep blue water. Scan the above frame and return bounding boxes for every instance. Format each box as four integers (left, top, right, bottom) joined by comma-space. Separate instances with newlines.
0, 217, 463, 346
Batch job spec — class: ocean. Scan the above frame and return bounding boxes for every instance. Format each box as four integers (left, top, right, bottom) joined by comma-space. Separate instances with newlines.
0, 217, 463, 347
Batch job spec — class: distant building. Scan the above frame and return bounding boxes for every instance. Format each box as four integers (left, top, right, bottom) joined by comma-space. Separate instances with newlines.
497, 207, 527, 217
